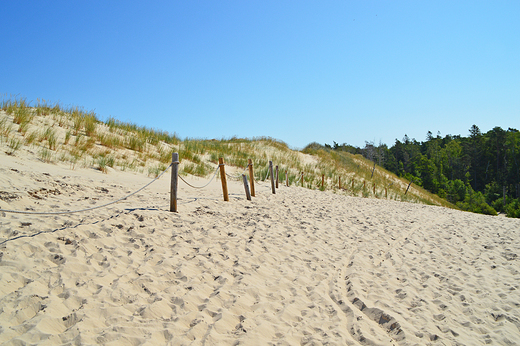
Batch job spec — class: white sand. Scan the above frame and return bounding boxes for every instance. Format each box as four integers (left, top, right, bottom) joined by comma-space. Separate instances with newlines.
1, 152, 520, 345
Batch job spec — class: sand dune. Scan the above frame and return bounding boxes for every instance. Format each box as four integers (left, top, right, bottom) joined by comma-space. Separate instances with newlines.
1, 153, 520, 345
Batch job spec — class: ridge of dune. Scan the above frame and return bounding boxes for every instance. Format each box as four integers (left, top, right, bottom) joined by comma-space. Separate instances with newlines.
1, 139, 520, 345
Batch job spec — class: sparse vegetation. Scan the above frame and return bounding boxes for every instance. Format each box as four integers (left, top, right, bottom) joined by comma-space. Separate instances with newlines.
148, 164, 168, 178
38, 148, 53, 163
24, 131, 38, 145
0, 116, 13, 141
0, 95, 458, 209
6, 138, 21, 155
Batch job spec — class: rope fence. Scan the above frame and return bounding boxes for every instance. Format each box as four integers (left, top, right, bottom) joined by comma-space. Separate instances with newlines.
0, 163, 172, 215
178, 165, 221, 189
1, 153, 409, 216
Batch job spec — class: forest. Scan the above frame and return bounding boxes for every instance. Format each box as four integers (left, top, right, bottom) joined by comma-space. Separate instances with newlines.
325, 125, 520, 218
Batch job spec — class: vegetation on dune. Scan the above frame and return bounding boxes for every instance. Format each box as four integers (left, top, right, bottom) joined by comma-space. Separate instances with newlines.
0, 95, 471, 211
325, 126, 520, 218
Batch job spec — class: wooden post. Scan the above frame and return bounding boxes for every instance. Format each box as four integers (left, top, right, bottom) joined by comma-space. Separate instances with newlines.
301, 172, 304, 187
275, 165, 279, 189
269, 161, 275, 194
248, 159, 255, 197
385, 187, 388, 198
363, 181, 366, 189
373, 183, 376, 195
170, 152, 179, 212
322, 174, 325, 188
286, 171, 288, 187
405, 179, 413, 195
242, 174, 251, 201
339, 176, 341, 190
352, 179, 354, 190
219, 158, 229, 201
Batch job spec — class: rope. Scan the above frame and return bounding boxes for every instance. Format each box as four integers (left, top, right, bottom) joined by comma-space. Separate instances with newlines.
178, 165, 220, 189
0, 163, 173, 215
226, 173, 242, 180
225, 163, 251, 180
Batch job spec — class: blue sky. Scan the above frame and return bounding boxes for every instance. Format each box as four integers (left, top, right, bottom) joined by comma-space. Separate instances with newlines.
2, 1, 519, 149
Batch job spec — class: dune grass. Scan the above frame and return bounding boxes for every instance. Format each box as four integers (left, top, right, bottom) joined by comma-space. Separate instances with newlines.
0, 95, 454, 208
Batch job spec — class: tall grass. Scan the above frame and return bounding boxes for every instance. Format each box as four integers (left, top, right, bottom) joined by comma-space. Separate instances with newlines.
0, 95, 454, 209
0, 116, 13, 142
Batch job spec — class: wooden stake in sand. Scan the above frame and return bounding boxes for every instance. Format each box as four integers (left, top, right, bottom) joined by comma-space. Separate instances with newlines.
170, 152, 179, 212
285, 170, 288, 187
339, 176, 341, 190
405, 179, 413, 195
242, 174, 251, 201
301, 172, 304, 187
219, 158, 229, 201
275, 165, 279, 189
269, 161, 276, 194
248, 159, 255, 197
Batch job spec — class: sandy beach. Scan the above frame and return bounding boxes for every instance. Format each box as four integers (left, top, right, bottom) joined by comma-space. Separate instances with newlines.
2, 152, 520, 345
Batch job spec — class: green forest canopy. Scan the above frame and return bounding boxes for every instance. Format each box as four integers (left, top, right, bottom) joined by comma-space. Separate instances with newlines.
325, 126, 520, 217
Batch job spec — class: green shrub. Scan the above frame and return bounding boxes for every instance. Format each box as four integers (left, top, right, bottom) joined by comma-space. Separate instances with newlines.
457, 191, 497, 216
506, 199, 520, 218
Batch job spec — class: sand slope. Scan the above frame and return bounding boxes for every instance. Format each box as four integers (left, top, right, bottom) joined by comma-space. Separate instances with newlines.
1, 154, 520, 345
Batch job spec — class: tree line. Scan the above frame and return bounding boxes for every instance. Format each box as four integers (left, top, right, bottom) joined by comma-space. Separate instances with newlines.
326, 125, 520, 217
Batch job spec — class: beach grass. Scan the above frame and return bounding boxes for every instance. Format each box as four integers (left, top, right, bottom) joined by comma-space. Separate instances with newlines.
0, 95, 455, 208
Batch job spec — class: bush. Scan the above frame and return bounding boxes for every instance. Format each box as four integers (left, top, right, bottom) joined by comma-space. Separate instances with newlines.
447, 179, 466, 203
506, 199, 520, 218
491, 198, 506, 213
457, 191, 497, 216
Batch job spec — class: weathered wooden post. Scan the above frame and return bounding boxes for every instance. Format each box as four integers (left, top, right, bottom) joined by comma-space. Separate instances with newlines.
339, 176, 341, 190
242, 174, 251, 201
275, 165, 279, 189
269, 161, 275, 194
248, 159, 255, 197
373, 183, 376, 195
286, 171, 288, 187
405, 179, 413, 195
352, 179, 354, 190
170, 152, 179, 212
301, 172, 304, 187
219, 158, 229, 201
363, 181, 366, 189
385, 187, 388, 198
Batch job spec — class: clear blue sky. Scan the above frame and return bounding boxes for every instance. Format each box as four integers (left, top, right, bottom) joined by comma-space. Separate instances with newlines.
2, 1, 519, 149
